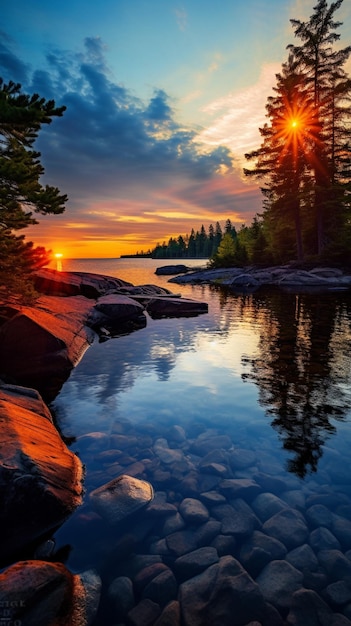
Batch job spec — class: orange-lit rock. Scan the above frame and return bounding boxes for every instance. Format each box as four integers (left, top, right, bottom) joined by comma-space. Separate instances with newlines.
34, 267, 133, 297
0, 560, 101, 626
0, 384, 84, 563
0, 295, 95, 399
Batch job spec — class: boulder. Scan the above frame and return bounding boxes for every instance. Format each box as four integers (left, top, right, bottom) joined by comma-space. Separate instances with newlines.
0, 384, 84, 562
91, 294, 145, 324
155, 265, 190, 275
0, 295, 95, 399
179, 555, 267, 626
146, 296, 208, 318
89, 474, 154, 525
34, 268, 132, 297
256, 560, 304, 610
0, 560, 100, 626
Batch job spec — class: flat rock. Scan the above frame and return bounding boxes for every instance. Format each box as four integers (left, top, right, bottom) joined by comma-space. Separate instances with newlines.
92, 293, 144, 322
34, 268, 132, 297
0, 384, 83, 562
89, 474, 154, 525
155, 265, 190, 275
219, 478, 261, 500
146, 296, 208, 318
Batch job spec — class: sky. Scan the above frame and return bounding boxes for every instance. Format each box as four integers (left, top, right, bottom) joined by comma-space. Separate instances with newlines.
2, 0, 351, 258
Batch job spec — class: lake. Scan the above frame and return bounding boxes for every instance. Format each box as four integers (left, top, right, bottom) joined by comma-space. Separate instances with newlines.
51, 258, 351, 624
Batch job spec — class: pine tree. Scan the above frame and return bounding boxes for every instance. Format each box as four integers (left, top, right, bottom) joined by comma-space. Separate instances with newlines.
0, 79, 68, 301
245, 0, 351, 262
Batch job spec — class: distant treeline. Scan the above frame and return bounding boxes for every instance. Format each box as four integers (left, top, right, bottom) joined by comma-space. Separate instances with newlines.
132, 219, 237, 259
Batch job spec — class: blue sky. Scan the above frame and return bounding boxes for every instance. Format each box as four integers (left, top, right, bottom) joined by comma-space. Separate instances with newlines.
2, 0, 351, 257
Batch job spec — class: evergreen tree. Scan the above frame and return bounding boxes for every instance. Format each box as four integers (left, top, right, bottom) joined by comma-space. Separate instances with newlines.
288, 0, 351, 255
0, 79, 67, 301
245, 0, 351, 263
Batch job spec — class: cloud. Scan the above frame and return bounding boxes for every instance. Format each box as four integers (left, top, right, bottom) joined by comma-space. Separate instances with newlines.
0, 33, 261, 255
198, 63, 281, 164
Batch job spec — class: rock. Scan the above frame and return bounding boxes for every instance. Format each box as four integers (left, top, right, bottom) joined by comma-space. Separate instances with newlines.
89, 474, 154, 525
324, 580, 351, 606
154, 438, 185, 464
179, 498, 210, 525
107, 575, 135, 620
240, 530, 287, 578
166, 529, 200, 557
79, 569, 102, 625
174, 547, 219, 581
219, 478, 261, 500
179, 555, 267, 626
92, 293, 145, 324
169, 265, 351, 293
212, 501, 257, 537
146, 296, 208, 318
34, 268, 132, 297
310, 527, 341, 552
154, 600, 181, 626
256, 560, 304, 610
262, 508, 309, 549
155, 265, 189, 275
211, 534, 237, 556
306, 504, 333, 529
318, 549, 351, 581
286, 588, 333, 625
162, 512, 186, 534
332, 515, 351, 550
142, 569, 178, 607
0, 295, 95, 399
0, 384, 83, 562
190, 434, 232, 455
127, 598, 161, 626
134, 563, 170, 594
229, 448, 257, 469
251, 492, 290, 522
286, 544, 319, 573
0, 560, 98, 626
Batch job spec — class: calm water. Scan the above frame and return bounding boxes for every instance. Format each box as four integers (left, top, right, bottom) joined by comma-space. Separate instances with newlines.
50, 258, 351, 623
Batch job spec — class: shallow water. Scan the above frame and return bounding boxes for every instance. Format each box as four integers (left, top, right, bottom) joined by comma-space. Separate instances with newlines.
50, 258, 351, 624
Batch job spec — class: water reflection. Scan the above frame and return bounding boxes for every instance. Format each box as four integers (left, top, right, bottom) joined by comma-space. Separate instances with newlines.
53, 286, 351, 480
241, 289, 351, 477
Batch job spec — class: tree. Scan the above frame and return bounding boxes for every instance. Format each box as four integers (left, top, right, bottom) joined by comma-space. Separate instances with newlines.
245, 0, 351, 263
0, 79, 67, 301
288, 0, 351, 256
210, 232, 237, 267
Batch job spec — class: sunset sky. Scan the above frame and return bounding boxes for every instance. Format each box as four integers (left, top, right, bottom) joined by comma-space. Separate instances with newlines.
2, 0, 351, 258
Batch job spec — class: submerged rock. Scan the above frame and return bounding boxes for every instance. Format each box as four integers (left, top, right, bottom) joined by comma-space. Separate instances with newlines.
0, 384, 84, 563
0, 560, 101, 626
89, 474, 154, 525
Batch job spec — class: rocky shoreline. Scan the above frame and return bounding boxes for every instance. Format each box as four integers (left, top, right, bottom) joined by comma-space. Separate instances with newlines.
0, 268, 207, 625
1, 266, 351, 625
167, 264, 351, 293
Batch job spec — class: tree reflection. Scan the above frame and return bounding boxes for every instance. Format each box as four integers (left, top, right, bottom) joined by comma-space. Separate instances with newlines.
242, 289, 351, 478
